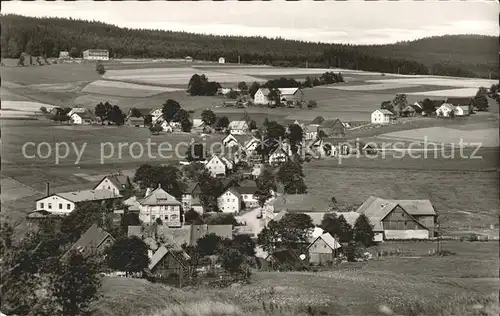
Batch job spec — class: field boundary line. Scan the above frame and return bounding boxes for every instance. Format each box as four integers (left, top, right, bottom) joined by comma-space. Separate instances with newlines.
2, 176, 44, 195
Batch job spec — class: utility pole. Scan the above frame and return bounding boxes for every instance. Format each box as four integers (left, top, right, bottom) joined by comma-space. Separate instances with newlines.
305, 60, 308, 68
238, 55, 240, 64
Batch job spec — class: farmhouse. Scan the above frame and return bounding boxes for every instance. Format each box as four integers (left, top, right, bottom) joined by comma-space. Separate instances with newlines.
318, 119, 345, 138
217, 184, 260, 213
192, 119, 206, 133
228, 120, 249, 135
436, 103, 455, 117
279, 88, 304, 104
35, 189, 120, 215
189, 224, 233, 245
181, 182, 202, 212
184, 56, 193, 62
454, 105, 470, 116
137, 185, 183, 226
254, 88, 272, 105
82, 49, 109, 61
149, 108, 163, 123
447, 97, 473, 108
70, 111, 98, 124
148, 246, 190, 280
304, 124, 320, 140
222, 134, 260, 156
268, 145, 289, 166
62, 224, 115, 260
218, 57, 226, 64
307, 232, 342, 265
94, 174, 132, 196
126, 108, 151, 119
356, 196, 437, 240
371, 109, 395, 124
205, 154, 234, 177
266, 194, 333, 225
59, 51, 70, 59
401, 104, 416, 117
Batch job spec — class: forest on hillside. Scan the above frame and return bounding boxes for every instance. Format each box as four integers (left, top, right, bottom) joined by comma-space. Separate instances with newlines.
1, 14, 497, 78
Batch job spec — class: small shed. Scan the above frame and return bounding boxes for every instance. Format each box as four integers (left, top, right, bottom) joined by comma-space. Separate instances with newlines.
148, 246, 190, 281
218, 57, 226, 64
307, 232, 341, 265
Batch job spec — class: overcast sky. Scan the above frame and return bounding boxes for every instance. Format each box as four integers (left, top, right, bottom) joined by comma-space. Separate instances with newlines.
2, 1, 498, 45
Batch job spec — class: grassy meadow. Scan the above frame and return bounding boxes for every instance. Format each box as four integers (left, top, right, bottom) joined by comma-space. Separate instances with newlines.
92, 241, 498, 316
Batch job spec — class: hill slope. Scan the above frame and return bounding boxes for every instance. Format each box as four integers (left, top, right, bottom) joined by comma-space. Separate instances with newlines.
1, 14, 497, 78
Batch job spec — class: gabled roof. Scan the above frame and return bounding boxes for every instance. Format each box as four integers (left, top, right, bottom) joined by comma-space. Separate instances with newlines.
234, 186, 257, 195
138, 187, 181, 206
192, 119, 205, 128
438, 103, 455, 111
64, 224, 114, 259
320, 119, 343, 128
95, 175, 130, 190
308, 232, 341, 251
278, 88, 301, 95
228, 120, 248, 130
128, 108, 151, 117
356, 196, 436, 231
258, 88, 271, 96
127, 117, 145, 124
402, 104, 416, 112
446, 97, 472, 106
376, 109, 395, 115
148, 246, 190, 271
190, 224, 234, 246
221, 187, 242, 199
73, 111, 97, 121
44, 189, 120, 203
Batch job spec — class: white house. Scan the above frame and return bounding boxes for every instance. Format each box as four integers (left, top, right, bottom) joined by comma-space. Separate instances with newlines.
454, 105, 470, 117
436, 103, 455, 118
371, 109, 395, 125
217, 188, 241, 213
93, 175, 132, 196
254, 88, 271, 105
137, 185, 182, 226
192, 119, 205, 133
35, 189, 120, 215
218, 57, 226, 64
68, 107, 87, 117
82, 49, 109, 61
222, 134, 261, 156
205, 155, 233, 177
228, 120, 249, 135
70, 112, 97, 124
268, 146, 288, 166
149, 108, 163, 123
304, 124, 320, 140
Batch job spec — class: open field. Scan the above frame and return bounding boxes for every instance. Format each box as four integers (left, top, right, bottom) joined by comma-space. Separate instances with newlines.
329, 83, 420, 91
93, 241, 498, 316
1, 63, 101, 85
103, 67, 265, 85
378, 126, 499, 147
367, 77, 498, 88
405, 87, 481, 97
82, 80, 183, 97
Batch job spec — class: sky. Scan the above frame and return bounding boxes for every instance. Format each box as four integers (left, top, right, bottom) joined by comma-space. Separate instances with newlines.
2, 1, 498, 45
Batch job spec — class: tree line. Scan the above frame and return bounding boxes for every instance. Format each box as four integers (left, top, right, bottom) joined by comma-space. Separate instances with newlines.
2, 14, 488, 77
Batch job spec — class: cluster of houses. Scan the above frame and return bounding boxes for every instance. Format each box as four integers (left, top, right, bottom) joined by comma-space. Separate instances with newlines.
28, 162, 438, 276
371, 97, 474, 125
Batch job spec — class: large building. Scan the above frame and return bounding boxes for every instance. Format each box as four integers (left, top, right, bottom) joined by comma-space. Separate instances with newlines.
135, 185, 183, 226
82, 49, 109, 61
35, 189, 121, 215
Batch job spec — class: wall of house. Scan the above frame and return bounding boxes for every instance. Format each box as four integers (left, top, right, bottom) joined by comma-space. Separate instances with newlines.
384, 229, 430, 240
254, 91, 268, 105
241, 194, 258, 209
413, 215, 436, 236
139, 205, 182, 226
269, 152, 287, 165
152, 253, 184, 279
182, 194, 192, 210
206, 158, 226, 177
371, 112, 390, 124
71, 114, 82, 124
94, 179, 121, 195
308, 238, 335, 264
37, 196, 75, 214
217, 191, 240, 213
382, 206, 423, 230
95, 236, 115, 255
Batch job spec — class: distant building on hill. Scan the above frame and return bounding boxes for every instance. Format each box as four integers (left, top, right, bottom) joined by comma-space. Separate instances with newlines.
82, 49, 109, 61
218, 57, 226, 64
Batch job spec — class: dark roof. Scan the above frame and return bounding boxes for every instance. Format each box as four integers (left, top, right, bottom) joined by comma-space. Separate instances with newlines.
127, 117, 145, 124
431, 100, 446, 107
320, 119, 343, 128
128, 108, 151, 117
310, 116, 325, 125
446, 97, 472, 106
63, 224, 114, 259
234, 186, 257, 195
96, 175, 130, 190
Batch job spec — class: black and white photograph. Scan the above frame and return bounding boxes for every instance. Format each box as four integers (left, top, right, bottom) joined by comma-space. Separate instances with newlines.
0, 1, 498, 315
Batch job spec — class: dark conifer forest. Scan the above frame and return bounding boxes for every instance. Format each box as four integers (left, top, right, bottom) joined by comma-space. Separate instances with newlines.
1, 14, 497, 78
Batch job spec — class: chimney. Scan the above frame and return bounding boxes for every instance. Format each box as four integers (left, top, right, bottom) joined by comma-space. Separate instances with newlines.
145, 187, 152, 197
158, 183, 162, 189
46, 182, 50, 197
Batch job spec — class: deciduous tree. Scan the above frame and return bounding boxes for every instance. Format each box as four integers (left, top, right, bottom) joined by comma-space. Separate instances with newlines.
162, 99, 181, 122
106, 236, 149, 275
277, 161, 307, 194
201, 109, 217, 126
474, 87, 489, 111
352, 214, 375, 247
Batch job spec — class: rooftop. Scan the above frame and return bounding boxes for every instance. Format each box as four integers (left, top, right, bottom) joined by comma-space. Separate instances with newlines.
54, 189, 120, 203
138, 187, 181, 206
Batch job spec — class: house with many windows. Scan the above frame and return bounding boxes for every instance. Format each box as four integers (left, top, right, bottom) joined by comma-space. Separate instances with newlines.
94, 174, 132, 196
137, 185, 183, 226
228, 120, 249, 135
82, 49, 109, 61
204, 155, 234, 177
371, 109, 395, 124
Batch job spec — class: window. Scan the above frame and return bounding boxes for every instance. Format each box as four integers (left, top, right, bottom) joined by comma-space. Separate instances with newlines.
59, 203, 63, 209
67, 204, 71, 210
40, 203, 44, 208
48, 203, 52, 209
